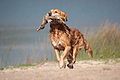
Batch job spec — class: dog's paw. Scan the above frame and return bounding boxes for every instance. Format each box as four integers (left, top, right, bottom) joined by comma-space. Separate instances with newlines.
67, 64, 74, 69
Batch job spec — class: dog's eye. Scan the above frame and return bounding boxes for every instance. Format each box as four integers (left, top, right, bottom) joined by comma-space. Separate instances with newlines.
54, 11, 57, 13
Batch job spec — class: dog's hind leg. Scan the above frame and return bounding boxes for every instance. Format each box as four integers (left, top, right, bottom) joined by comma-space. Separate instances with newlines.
72, 47, 78, 64
66, 48, 73, 68
67, 47, 78, 69
67, 52, 73, 64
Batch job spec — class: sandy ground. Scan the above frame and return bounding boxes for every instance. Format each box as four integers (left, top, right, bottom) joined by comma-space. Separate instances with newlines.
0, 60, 120, 80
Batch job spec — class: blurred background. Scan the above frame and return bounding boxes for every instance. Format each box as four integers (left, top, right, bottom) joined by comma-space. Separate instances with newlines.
0, 0, 120, 68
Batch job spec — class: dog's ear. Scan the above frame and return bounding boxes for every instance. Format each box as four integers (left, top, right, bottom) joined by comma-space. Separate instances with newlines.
59, 10, 68, 22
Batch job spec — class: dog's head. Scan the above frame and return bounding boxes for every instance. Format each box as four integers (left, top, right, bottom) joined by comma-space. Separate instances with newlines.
49, 8, 68, 22
41, 9, 68, 25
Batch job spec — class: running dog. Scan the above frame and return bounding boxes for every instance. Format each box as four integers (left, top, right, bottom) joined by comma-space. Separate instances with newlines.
36, 9, 93, 69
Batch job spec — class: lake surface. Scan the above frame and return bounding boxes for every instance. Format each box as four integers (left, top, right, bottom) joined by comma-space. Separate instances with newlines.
0, 26, 54, 68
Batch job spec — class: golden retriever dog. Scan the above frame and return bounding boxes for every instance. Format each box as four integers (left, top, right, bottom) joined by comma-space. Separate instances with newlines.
36, 9, 93, 69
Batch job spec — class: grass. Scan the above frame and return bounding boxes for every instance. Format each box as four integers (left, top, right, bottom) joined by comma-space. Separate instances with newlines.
78, 22, 120, 60
16, 64, 36, 68
0, 64, 36, 71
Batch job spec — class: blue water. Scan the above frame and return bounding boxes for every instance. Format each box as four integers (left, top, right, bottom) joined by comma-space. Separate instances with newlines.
0, 26, 54, 68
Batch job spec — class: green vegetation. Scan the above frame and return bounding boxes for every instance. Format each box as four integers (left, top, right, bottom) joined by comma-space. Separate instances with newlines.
16, 64, 36, 68
0, 63, 37, 70
78, 22, 120, 60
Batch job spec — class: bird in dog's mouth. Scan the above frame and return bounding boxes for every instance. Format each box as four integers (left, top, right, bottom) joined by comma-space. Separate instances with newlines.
36, 9, 68, 32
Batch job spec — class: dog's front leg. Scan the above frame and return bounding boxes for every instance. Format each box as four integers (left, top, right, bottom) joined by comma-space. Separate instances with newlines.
54, 49, 60, 62
59, 46, 71, 68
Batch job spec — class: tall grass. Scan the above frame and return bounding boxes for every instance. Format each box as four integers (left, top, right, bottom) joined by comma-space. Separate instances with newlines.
78, 22, 120, 60
87, 22, 120, 59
